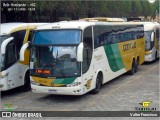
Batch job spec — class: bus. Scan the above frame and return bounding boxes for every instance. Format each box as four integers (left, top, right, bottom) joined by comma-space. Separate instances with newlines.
0, 23, 47, 91
143, 22, 160, 62
20, 21, 145, 95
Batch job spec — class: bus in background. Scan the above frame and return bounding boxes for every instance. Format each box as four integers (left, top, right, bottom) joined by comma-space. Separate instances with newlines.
20, 21, 145, 95
80, 17, 125, 22
143, 22, 160, 62
0, 23, 47, 91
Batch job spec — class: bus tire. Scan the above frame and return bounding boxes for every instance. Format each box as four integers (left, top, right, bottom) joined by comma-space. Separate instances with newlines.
135, 58, 139, 73
128, 60, 136, 75
155, 52, 158, 61
20, 71, 31, 92
91, 73, 102, 94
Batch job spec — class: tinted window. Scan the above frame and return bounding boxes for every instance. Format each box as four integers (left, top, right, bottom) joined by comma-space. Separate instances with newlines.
5, 41, 17, 69
94, 26, 112, 48
11, 30, 26, 54
33, 30, 81, 45
94, 25, 144, 48
112, 26, 121, 44
136, 25, 144, 39
82, 27, 93, 73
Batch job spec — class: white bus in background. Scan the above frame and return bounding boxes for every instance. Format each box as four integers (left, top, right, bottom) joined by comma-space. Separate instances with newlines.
143, 22, 160, 62
0, 23, 47, 91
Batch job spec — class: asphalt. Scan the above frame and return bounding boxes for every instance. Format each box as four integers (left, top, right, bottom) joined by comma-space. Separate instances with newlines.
1, 60, 159, 120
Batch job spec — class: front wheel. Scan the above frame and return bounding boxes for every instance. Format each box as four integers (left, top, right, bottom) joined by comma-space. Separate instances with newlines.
19, 72, 31, 92
155, 52, 158, 61
91, 75, 102, 94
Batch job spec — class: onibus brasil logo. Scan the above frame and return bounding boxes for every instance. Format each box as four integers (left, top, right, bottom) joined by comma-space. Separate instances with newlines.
135, 101, 156, 111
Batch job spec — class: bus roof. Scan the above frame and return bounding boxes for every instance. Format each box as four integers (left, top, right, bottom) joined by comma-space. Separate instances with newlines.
1, 23, 27, 35
79, 17, 125, 22
35, 21, 143, 31
128, 22, 160, 31
141, 22, 160, 31
0, 23, 47, 35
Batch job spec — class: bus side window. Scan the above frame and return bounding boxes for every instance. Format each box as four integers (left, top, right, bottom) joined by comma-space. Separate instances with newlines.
119, 26, 126, 42
11, 30, 26, 58
94, 26, 112, 46
82, 26, 93, 73
113, 34, 120, 44
137, 26, 144, 39
120, 34, 124, 42
132, 32, 137, 40
125, 32, 132, 41
5, 41, 17, 69
112, 26, 120, 44
94, 26, 100, 48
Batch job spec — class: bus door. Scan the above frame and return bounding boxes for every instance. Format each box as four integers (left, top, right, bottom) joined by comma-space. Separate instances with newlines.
81, 26, 94, 91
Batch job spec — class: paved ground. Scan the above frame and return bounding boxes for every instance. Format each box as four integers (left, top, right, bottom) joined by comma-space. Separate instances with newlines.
0, 60, 159, 120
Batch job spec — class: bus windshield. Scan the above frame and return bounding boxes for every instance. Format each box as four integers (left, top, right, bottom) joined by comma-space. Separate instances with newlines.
0, 35, 10, 71
33, 30, 81, 45
30, 46, 81, 78
144, 31, 152, 51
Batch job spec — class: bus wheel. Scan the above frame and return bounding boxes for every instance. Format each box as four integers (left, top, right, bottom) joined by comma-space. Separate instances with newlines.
155, 52, 158, 61
20, 72, 31, 92
91, 74, 102, 94
128, 60, 136, 75
135, 58, 139, 73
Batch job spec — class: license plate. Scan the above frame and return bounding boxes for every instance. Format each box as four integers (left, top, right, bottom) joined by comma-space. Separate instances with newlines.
48, 89, 57, 93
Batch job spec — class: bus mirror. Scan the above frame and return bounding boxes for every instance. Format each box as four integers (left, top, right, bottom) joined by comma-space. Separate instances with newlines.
151, 32, 154, 41
77, 42, 84, 62
1, 37, 14, 54
20, 42, 30, 61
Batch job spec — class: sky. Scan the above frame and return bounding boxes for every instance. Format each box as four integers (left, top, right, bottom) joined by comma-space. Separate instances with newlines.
148, 0, 155, 3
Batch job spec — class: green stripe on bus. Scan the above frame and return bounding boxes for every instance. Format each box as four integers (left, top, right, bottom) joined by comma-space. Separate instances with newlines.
111, 44, 124, 70
104, 44, 124, 72
54, 77, 76, 84
104, 45, 119, 72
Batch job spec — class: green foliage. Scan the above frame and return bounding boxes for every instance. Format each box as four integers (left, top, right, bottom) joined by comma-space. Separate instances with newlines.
1, 0, 158, 22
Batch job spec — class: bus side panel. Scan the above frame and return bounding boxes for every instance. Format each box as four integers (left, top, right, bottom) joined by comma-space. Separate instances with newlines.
104, 44, 125, 72
117, 38, 145, 72
97, 45, 126, 83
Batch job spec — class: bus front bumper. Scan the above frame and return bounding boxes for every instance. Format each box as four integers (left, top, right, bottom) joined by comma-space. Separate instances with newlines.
145, 54, 154, 62
0, 78, 8, 91
31, 84, 83, 95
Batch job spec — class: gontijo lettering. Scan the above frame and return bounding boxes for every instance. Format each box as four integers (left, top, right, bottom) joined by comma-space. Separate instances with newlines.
123, 42, 136, 51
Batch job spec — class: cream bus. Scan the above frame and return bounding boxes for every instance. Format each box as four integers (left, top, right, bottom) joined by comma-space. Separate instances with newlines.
143, 22, 160, 62
0, 23, 47, 91
20, 21, 145, 95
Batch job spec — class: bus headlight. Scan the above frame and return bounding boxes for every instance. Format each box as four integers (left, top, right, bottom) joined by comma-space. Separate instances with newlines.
0, 72, 9, 79
67, 82, 81, 87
